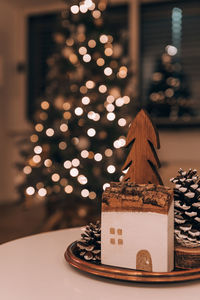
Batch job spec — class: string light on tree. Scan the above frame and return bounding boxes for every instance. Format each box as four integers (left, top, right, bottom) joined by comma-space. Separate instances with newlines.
87, 128, 96, 137
81, 189, 90, 197
26, 186, 35, 196
41, 101, 50, 110
64, 160, 72, 169
46, 128, 54, 136
70, 168, 79, 177
38, 188, 47, 197
72, 158, 80, 167
78, 175, 88, 185
64, 185, 73, 194
103, 183, 110, 191
34, 146, 42, 154
82, 96, 90, 105
17, 0, 132, 229
75, 107, 83, 116
70, 5, 79, 14
23, 166, 32, 174
44, 159, 52, 167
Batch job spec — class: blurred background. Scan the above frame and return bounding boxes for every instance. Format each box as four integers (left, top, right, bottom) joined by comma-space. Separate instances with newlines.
0, 0, 200, 243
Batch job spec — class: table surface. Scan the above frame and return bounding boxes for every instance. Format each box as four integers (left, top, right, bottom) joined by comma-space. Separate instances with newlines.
0, 228, 200, 300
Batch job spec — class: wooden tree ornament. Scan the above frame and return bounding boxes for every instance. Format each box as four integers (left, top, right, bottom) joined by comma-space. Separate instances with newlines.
122, 109, 163, 185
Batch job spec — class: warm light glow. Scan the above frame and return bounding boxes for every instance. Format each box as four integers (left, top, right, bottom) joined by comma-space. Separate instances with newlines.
65, 185, 73, 194
103, 183, 110, 190
59, 141, 67, 150
115, 97, 124, 107
41, 101, 49, 110
81, 189, 89, 197
123, 96, 130, 104
84, 0, 93, 8
100, 34, 108, 44
78, 175, 88, 185
63, 102, 71, 110
107, 165, 116, 174
81, 150, 89, 158
66, 38, 74, 47
44, 159, 52, 167
104, 67, 113, 76
166, 45, 177, 56
83, 54, 91, 62
46, 128, 54, 136
105, 149, 113, 157
38, 188, 47, 197
72, 158, 80, 167
87, 128, 96, 137
74, 107, 83, 116
107, 95, 115, 103
88, 40, 96, 48
69, 54, 78, 64
106, 104, 115, 112
88, 2, 95, 10
35, 124, 44, 132
96, 58, 105, 66
63, 112, 72, 120
89, 191, 96, 199
34, 146, 42, 154
30, 134, 38, 143
33, 155, 41, 163
99, 85, 107, 93
113, 140, 120, 149
86, 80, 95, 89
72, 137, 79, 145
70, 168, 79, 177
26, 186, 35, 195
93, 113, 100, 121
105, 47, 113, 56
60, 178, 68, 186
88, 111, 96, 120
118, 66, 128, 78
51, 173, 60, 182
70, 5, 79, 14
119, 137, 126, 147
23, 166, 32, 174
64, 160, 72, 169
79, 46, 87, 55
60, 124, 68, 132
80, 86, 87, 94
80, 3, 88, 13
82, 96, 90, 105
107, 112, 115, 121
92, 10, 101, 19
118, 118, 126, 127
94, 153, 102, 161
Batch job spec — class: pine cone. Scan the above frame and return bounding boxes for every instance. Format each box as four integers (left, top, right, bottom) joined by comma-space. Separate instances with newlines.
170, 168, 200, 247
76, 221, 101, 262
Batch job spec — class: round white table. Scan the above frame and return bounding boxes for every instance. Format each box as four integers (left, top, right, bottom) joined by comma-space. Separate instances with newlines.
0, 228, 200, 300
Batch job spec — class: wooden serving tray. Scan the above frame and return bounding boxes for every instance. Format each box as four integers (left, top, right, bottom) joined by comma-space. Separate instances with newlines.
65, 241, 200, 283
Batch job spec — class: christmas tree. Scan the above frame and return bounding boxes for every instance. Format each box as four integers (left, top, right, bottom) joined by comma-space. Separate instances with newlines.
16, 0, 133, 228
146, 48, 192, 119
146, 7, 193, 120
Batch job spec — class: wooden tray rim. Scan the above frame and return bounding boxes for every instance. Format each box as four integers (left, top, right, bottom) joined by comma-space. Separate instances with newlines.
64, 241, 200, 283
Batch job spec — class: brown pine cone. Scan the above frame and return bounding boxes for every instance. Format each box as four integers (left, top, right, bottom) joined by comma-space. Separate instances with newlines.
170, 168, 200, 247
76, 221, 101, 262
